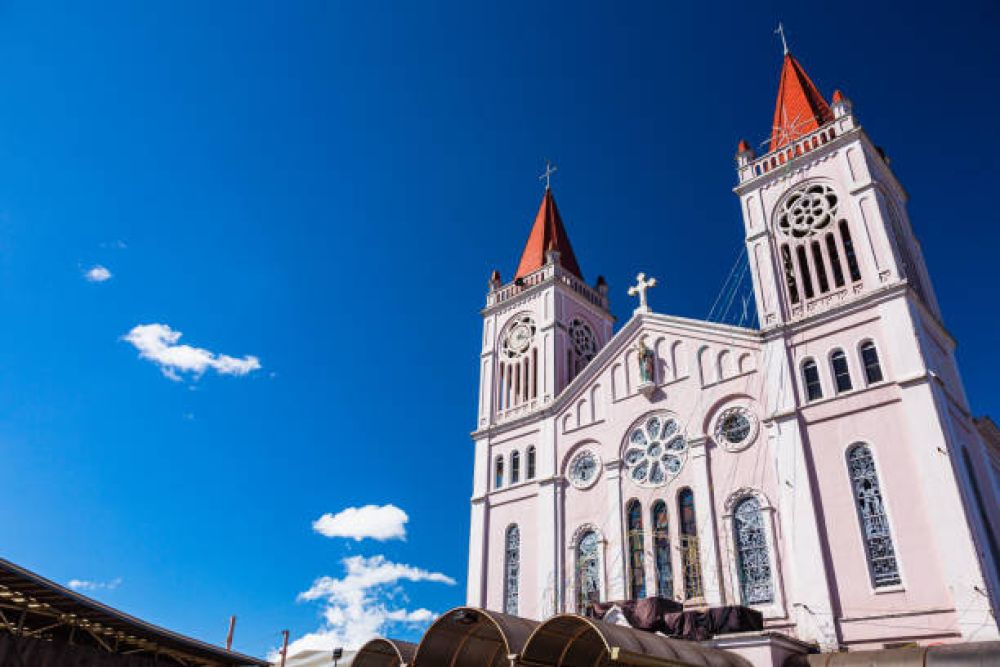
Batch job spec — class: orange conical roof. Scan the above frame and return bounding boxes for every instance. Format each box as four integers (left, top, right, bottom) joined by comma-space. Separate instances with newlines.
514, 189, 583, 280
769, 53, 833, 152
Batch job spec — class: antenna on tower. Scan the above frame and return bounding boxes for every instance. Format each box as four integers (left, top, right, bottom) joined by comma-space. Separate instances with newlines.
774, 22, 789, 55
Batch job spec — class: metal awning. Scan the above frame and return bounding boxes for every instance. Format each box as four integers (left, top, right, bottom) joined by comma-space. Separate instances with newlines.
784, 641, 1000, 667
519, 614, 753, 667
0, 557, 268, 666
354, 638, 418, 667
412, 607, 538, 667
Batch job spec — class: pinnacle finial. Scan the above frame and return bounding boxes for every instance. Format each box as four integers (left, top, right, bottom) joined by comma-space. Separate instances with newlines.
539, 160, 558, 191
774, 22, 789, 55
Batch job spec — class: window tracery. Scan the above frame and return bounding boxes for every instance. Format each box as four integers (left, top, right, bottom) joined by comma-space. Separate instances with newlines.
626, 500, 646, 599
623, 413, 689, 488
567, 318, 598, 380
715, 407, 758, 452
651, 501, 673, 598
733, 496, 774, 605
776, 183, 838, 239
568, 449, 601, 489
504, 524, 520, 615
847, 444, 901, 587
678, 488, 703, 599
575, 529, 601, 612
497, 314, 539, 413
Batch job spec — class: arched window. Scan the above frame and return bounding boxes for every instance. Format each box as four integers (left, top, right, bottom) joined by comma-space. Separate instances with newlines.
494, 456, 504, 489
733, 497, 774, 604
859, 342, 883, 384
575, 530, 602, 612
651, 501, 673, 598
678, 488, 703, 599
831, 349, 853, 393
839, 221, 862, 282
847, 445, 901, 587
504, 525, 520, 615
510, 451, 521, 484
526, 446, 536, 480
802, 359, 823, 401
626, 500, 646, 599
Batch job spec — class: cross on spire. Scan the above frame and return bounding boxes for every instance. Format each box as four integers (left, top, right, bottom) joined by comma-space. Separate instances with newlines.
539, 160, 558, 190
774, 22, 789, 55
627, 272, 658, 314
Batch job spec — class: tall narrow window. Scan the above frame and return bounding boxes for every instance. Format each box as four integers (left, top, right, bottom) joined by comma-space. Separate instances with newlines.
859, 342, 883, 384
626, 500, 646, 599
811, 241, 830, 293
510, 451, 521, 484
494, 456, 504, 489
526, 446, 536, 479
733, 497, 774, 604
780, 244, 800, 303
802, 360, 823, 401
831, 350, 853, 393
678, 489, 703, 599
796, 246, 815, 298
652, 501, 673, 599
847, 445, 901, 587
576, 530, 602, 612
504, 525, 520, 615
839, 221, 862, 282
825, 233, 845, 287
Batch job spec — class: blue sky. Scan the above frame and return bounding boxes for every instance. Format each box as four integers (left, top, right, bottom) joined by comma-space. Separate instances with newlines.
1, 0, 998, 659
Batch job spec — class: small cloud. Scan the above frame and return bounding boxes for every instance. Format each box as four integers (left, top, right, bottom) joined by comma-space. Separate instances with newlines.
280, 555, 453, 656
182, 412, 195, 421
313, 504, 408, 542
84, 265, 112, 283
100, 240, 128, 249
68, 577, 122, 592
122, 323, 261, 381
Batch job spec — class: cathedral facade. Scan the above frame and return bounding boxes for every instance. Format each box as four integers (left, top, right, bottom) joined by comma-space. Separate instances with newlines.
465, 50, 1000, 652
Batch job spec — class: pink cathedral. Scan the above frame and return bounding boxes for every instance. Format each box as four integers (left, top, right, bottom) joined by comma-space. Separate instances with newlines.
464, 48, 1000, 653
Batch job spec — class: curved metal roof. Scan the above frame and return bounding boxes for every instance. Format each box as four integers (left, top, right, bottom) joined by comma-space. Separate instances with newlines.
353, 638, 417, 667
411, 607, 538, 667
520, 614, 753, 667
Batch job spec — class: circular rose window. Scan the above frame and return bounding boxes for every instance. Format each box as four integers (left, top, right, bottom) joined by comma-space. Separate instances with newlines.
568, 449, 601, 489
776, 183, 838, 239
714, 407, 758, 452
623, 413, 688, 487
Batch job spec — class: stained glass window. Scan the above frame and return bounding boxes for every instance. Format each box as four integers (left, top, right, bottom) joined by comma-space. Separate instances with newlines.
678, 488, 703, 599
526, 446, 536, 480
847, 445, 901, 587
831, 350, 852, 393
626, 500, 646, 599
623, 414, 688, 487
504, 525, 520, 615
733, 497, 774, 604
802, 360, 823, 401
652, 501, 673, 599
860, 342, 883, 384
576, 530, 601, 612
511, 451, 520, 484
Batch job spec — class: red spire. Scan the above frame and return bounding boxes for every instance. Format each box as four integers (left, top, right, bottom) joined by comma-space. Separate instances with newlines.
515, 189, 583, 280
769, 53, 833, 152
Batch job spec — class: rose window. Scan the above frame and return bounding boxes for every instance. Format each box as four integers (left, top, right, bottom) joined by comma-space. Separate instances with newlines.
502, 315, 536, 359
568, 318, 598, 377
715, 407, 758, 452
776, 184, 838, 239
623, 414, 688, 487
568, 449, 601, 489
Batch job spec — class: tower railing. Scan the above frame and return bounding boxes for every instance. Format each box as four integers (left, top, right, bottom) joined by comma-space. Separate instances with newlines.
486, 264, 607, 310
737, 111, 858, 184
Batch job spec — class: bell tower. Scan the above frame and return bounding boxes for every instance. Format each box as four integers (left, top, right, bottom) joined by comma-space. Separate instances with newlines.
475, 182, 613, 432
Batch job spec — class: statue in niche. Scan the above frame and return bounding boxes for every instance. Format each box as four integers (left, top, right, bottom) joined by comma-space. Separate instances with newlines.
635, 335, 656, 386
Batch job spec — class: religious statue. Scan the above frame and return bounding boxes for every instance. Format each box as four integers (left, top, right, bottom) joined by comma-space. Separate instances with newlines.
636, 335, 656, 386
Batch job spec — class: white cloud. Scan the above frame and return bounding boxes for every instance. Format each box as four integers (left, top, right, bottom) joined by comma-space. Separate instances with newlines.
68, 577, 122, 592
281, 555, 455, 657
313, 505, 409, 542
84, 265, 112, 282
122, 323, 261, 381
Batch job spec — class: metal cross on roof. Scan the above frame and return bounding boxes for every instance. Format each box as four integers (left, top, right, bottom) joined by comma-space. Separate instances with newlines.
774, 22, 789, 55
539, 161, 558, 190
627, 272, 658, 314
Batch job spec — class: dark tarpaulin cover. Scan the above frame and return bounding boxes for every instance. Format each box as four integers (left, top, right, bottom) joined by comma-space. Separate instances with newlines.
588, 599, 763, 641
0, 634, 164, 667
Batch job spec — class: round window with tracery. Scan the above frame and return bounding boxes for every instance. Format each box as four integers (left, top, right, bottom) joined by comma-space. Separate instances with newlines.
568, 449, 601, 489
623, 413, 688, 487
502, 315, 536, 359
715, 407, 758, 452
569, 318, 597, 365
776, 183, 838, 239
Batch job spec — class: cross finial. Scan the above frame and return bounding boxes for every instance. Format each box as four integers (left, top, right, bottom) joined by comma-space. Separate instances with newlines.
627, 272, 658, 315
539, 160, 558, 190
774, 22, 789, 55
